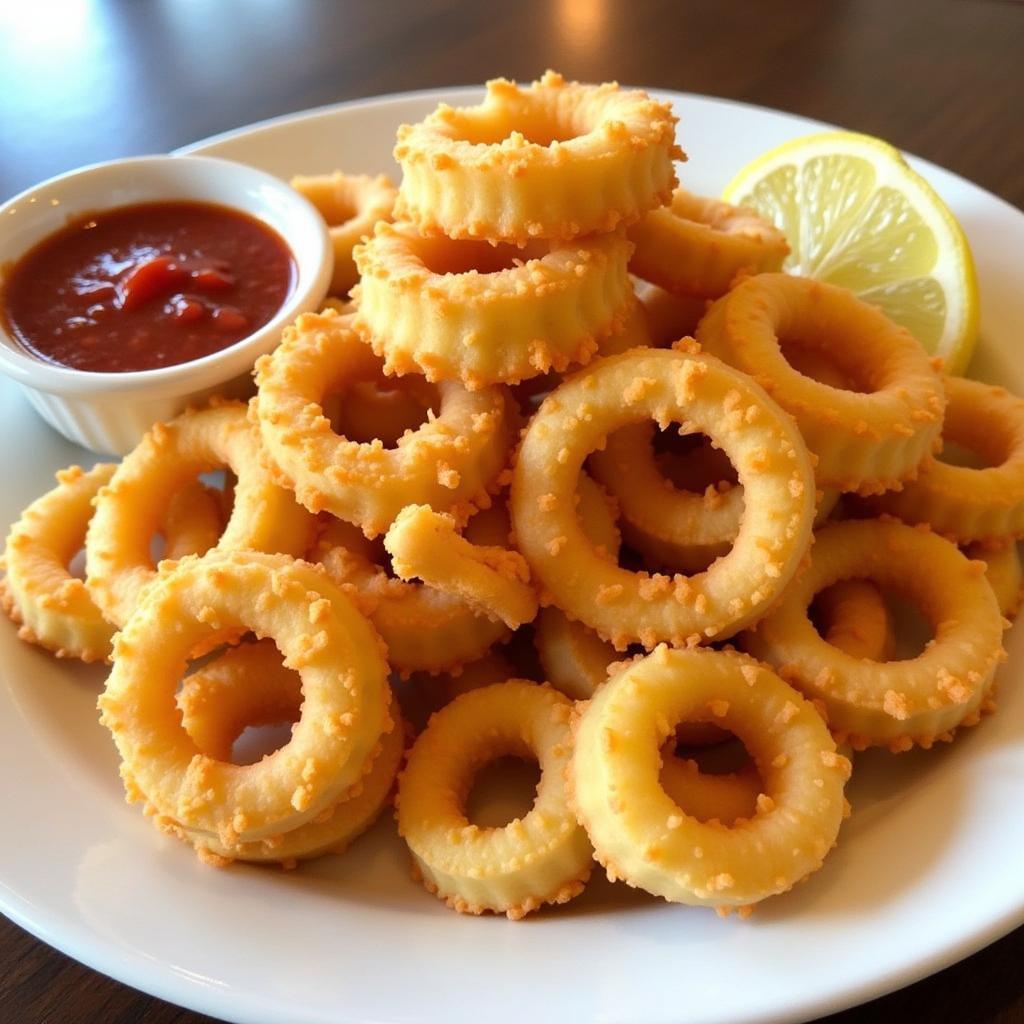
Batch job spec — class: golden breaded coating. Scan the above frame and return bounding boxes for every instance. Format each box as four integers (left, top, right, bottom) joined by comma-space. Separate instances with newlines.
569, 646, 849, 910
397, 680, 592, 919
254, 308, 514, 537
867, 376, 1024, 540
512, 348, 816, 649
171, 640, 403, 864
630, 188, 788, 299
353, 222, 633, 388
313, 515, 510, 677
86, 402, 314, 627
98, 550, 392, 845
744, 519, 1005, 751
385, 504, 538, 630
696, 274, 945, 494
394, 71, 681, 244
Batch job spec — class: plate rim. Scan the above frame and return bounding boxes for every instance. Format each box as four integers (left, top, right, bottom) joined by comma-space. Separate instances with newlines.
1, 84, 1022, 1024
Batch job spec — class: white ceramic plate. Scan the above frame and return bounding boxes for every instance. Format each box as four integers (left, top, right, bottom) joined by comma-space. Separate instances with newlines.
2, 88, 1023, 1024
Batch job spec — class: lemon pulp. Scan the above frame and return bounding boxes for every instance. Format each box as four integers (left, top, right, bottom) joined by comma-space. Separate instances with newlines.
724, 132, 978, 373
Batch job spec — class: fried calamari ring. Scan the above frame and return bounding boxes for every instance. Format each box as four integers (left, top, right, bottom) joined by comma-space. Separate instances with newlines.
314, 515, 510, 677
629, 188, 788, 299
385, 504, 538, 630
3, 466, 115, 664
353, 222, 633, 388
511, 349, 816, 649
98, 550, 392, 845
813, 579, 896, 662
568, 647, 849, 910
744, 519, 1005, 751
696, 274, 945, 494
867, 376, 1024, 541
397, 680, 592, 919
85, 402, 313, 627
394, 71, 681, 245
783, 345, 860, 391
171, 640, 403, 865
1, 463, 116, 662
254, 309, 513, 536
290, 171, 396, 296
967, 541, 1023, 620
1, 466, 224, 662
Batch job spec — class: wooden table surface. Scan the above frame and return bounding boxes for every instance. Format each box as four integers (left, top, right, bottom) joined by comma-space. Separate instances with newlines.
2, 1, 1023, 1022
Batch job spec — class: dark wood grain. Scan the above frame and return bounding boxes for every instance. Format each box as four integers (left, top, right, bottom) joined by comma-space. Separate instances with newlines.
2, 1, 1023, 1022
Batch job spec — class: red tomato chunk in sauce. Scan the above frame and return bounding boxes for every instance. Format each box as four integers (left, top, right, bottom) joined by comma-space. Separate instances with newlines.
0, 200, 295, 373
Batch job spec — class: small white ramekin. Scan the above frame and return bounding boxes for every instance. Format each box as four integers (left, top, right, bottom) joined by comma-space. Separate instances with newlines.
0, 155, 332, 454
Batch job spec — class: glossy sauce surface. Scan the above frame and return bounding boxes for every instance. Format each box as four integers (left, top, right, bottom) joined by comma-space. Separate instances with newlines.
1, 200, 295, 373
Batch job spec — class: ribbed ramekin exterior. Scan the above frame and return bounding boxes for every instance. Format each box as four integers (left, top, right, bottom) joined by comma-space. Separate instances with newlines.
18, 373, 253, 456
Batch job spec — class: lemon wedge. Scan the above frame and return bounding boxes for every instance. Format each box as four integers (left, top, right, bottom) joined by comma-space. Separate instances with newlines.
723, 131, 979, 373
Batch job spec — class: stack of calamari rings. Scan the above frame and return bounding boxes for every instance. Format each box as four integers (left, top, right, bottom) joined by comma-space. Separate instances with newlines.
3, 71, 1021, 921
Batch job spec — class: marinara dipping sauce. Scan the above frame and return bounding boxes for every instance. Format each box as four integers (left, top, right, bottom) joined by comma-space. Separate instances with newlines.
0, 200, 296, 373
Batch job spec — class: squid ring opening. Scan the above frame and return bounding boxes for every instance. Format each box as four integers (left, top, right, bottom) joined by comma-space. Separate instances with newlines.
813, 579, 896, 662
160, 482, 227, 563
353, 221, 633, 388
510, 348, 816, 650
290, 171, 396, 296
568, 646, 849, 909
396, 680, 592, 919
695, 274, 945, 494
97, 550, 392, 845
171, 640, 403, 865
385, 504, 538, 630
592, 424, 840, 575
591, 423, 745, 575
393, 71, 681, 245
85, 402, 314, 627
254, 308, 514, 536
629, 188, 788, 299
314, 515, 510, 677
2, 465, 223, 661
325, 376, 438, 449
868, 376, 1024, 541
658, 753, 762, 827
743, 519, 1005, 751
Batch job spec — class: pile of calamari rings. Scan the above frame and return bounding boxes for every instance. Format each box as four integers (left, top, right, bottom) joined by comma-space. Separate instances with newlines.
3, 71, 1021, 920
